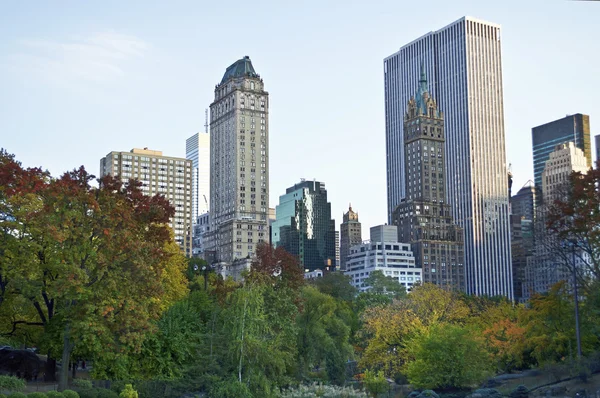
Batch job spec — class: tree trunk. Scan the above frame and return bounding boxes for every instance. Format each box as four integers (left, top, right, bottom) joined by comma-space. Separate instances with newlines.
44, 356, 57, 382
58, 323, 74, 391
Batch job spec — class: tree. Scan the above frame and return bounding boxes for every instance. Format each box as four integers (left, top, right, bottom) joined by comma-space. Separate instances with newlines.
248, 243, 305, 291
405, 323, 492, 390
312, 272, 357, 302
363, 369, 389, 398
0, 152, 188, 388
296, 286, 353, 384
546, 167, 600, 284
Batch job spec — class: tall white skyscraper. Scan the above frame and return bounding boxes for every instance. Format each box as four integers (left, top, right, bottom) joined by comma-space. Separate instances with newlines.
208, 56, 269, 263
186, 131, 210, 222
384, 17, 512, 298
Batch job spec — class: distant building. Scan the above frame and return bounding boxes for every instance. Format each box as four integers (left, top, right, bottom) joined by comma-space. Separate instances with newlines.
510, 182, 536, 302
186, 132, 210, 220
99, 148, 193, 256
207, 56, 270, 264
344, 225, 420, 292
339, 205, 362, 270
192, 212, 210, 258
523, 142, 589, 298
532, 114, 591, 204
392, 68, 465, 291
595, 134, 600, 165
385, 16, 512, 298
271, 180, 336, 272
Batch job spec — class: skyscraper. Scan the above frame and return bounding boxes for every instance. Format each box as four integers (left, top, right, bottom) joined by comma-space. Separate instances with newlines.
532, 114, 591, 203
186, 131, 210, 220
510, 182, 536, 302
208, 56, 269, 263
392, 68, 465, 291
339, 205, 362, 270
99, 148, 193, 256
271, 180, 336, 272
385, 17, 512, 297
523, 142, 589, 298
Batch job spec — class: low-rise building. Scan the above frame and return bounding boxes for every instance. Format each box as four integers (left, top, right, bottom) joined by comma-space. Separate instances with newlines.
344, 225, 420, 292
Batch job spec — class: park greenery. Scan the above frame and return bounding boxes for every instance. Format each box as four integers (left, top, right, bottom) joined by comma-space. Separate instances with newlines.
3, 151, 600, 397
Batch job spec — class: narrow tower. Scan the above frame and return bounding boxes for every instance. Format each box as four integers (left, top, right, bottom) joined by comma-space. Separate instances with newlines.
340, 204, 362, 270
208, 56, 269, 263
393, 67, 465, 291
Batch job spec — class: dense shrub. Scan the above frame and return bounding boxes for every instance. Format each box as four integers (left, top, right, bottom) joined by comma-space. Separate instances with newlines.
280, 383, 368, 398
26, 393, 47, 398
208, 380, 252, 398
118, 385, 137, 398
74, 390, 97, 398
0, 376, 25, 392
46, 392, 65, 398
70, 380, 93, 391
62, 391, 80, 398
7, 393, 27, 398
0, 393, 6, 398
95, 390, 118, 398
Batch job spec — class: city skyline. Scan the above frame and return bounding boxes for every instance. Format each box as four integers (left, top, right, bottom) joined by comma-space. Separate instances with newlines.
1, 1, 598, 235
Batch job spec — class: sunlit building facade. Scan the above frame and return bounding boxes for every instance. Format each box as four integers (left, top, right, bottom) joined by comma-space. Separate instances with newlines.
271, 180, 336, 272
384, 16, 512, 298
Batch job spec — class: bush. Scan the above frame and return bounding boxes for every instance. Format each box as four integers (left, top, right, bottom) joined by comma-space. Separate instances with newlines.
363, 370, 388, 398
0, 376, 25, 392
26, 394, 47, 398
418, 391, 440, 398
95, 390, 118, 398
208, 380, 252, 398
62, 391, 80, 398
7, 393, 27, 398
46, 392, 65, 398
118, 385, 137, 398
509, 385, 529, 398
74, 390, 97, 398
70, 380, 93, 391
280, 383, 368, 398
0, 394, 6, 398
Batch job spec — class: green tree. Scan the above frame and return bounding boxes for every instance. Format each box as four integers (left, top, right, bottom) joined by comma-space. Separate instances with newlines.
405, 323, 492, 390
363, 369, 388, 398
0, 152, 188, 388
312, 272, 357, 302
296, 286, 353, 384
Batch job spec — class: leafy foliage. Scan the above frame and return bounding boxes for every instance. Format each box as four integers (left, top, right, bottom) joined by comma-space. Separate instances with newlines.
118, 385, 138, 398
0, 376, 24, 392
363, 369, 388, 397
280, 383, 367, 398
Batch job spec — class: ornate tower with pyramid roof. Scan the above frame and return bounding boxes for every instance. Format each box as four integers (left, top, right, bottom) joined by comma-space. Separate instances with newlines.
392, 67, 465, 290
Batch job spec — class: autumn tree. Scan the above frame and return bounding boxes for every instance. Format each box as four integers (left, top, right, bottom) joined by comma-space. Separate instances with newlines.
0, 151, 188, 388
546, 167, 600, 285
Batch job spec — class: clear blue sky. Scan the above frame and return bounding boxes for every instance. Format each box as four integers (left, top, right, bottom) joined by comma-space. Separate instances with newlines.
1, 0, 598, 233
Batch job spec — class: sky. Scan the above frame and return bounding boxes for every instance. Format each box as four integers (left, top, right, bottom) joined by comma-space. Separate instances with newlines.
0, 0, 598, 234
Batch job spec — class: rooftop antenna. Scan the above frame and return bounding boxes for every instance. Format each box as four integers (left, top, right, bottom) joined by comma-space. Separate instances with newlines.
204, 109, 209, 133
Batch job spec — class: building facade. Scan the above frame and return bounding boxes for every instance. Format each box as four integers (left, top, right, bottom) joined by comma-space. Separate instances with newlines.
532, 114, 591, 204
523, 142, 589, 299
339, 205, 362, 270
99, 148, 193, 256
392, 68, 465, 291
208, 56, 269, 263
510, 182, 536, 302
186, 132, 210, 221
271, 180, 336, 272
192, 212, 210, 257
384, 16, 512, 298
344, 225, 420, 292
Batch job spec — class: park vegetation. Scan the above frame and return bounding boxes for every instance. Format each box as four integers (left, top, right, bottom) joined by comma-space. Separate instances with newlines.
3, 150, 600, 397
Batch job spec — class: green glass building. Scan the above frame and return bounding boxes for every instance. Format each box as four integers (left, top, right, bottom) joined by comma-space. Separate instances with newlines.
532, 114, 591, 203
271, 180, 336, 272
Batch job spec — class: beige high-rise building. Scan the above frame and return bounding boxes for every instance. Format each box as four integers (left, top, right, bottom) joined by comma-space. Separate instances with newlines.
339, 205, 362, 270
99, 148, 193, 256
208, 56, 269, 263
